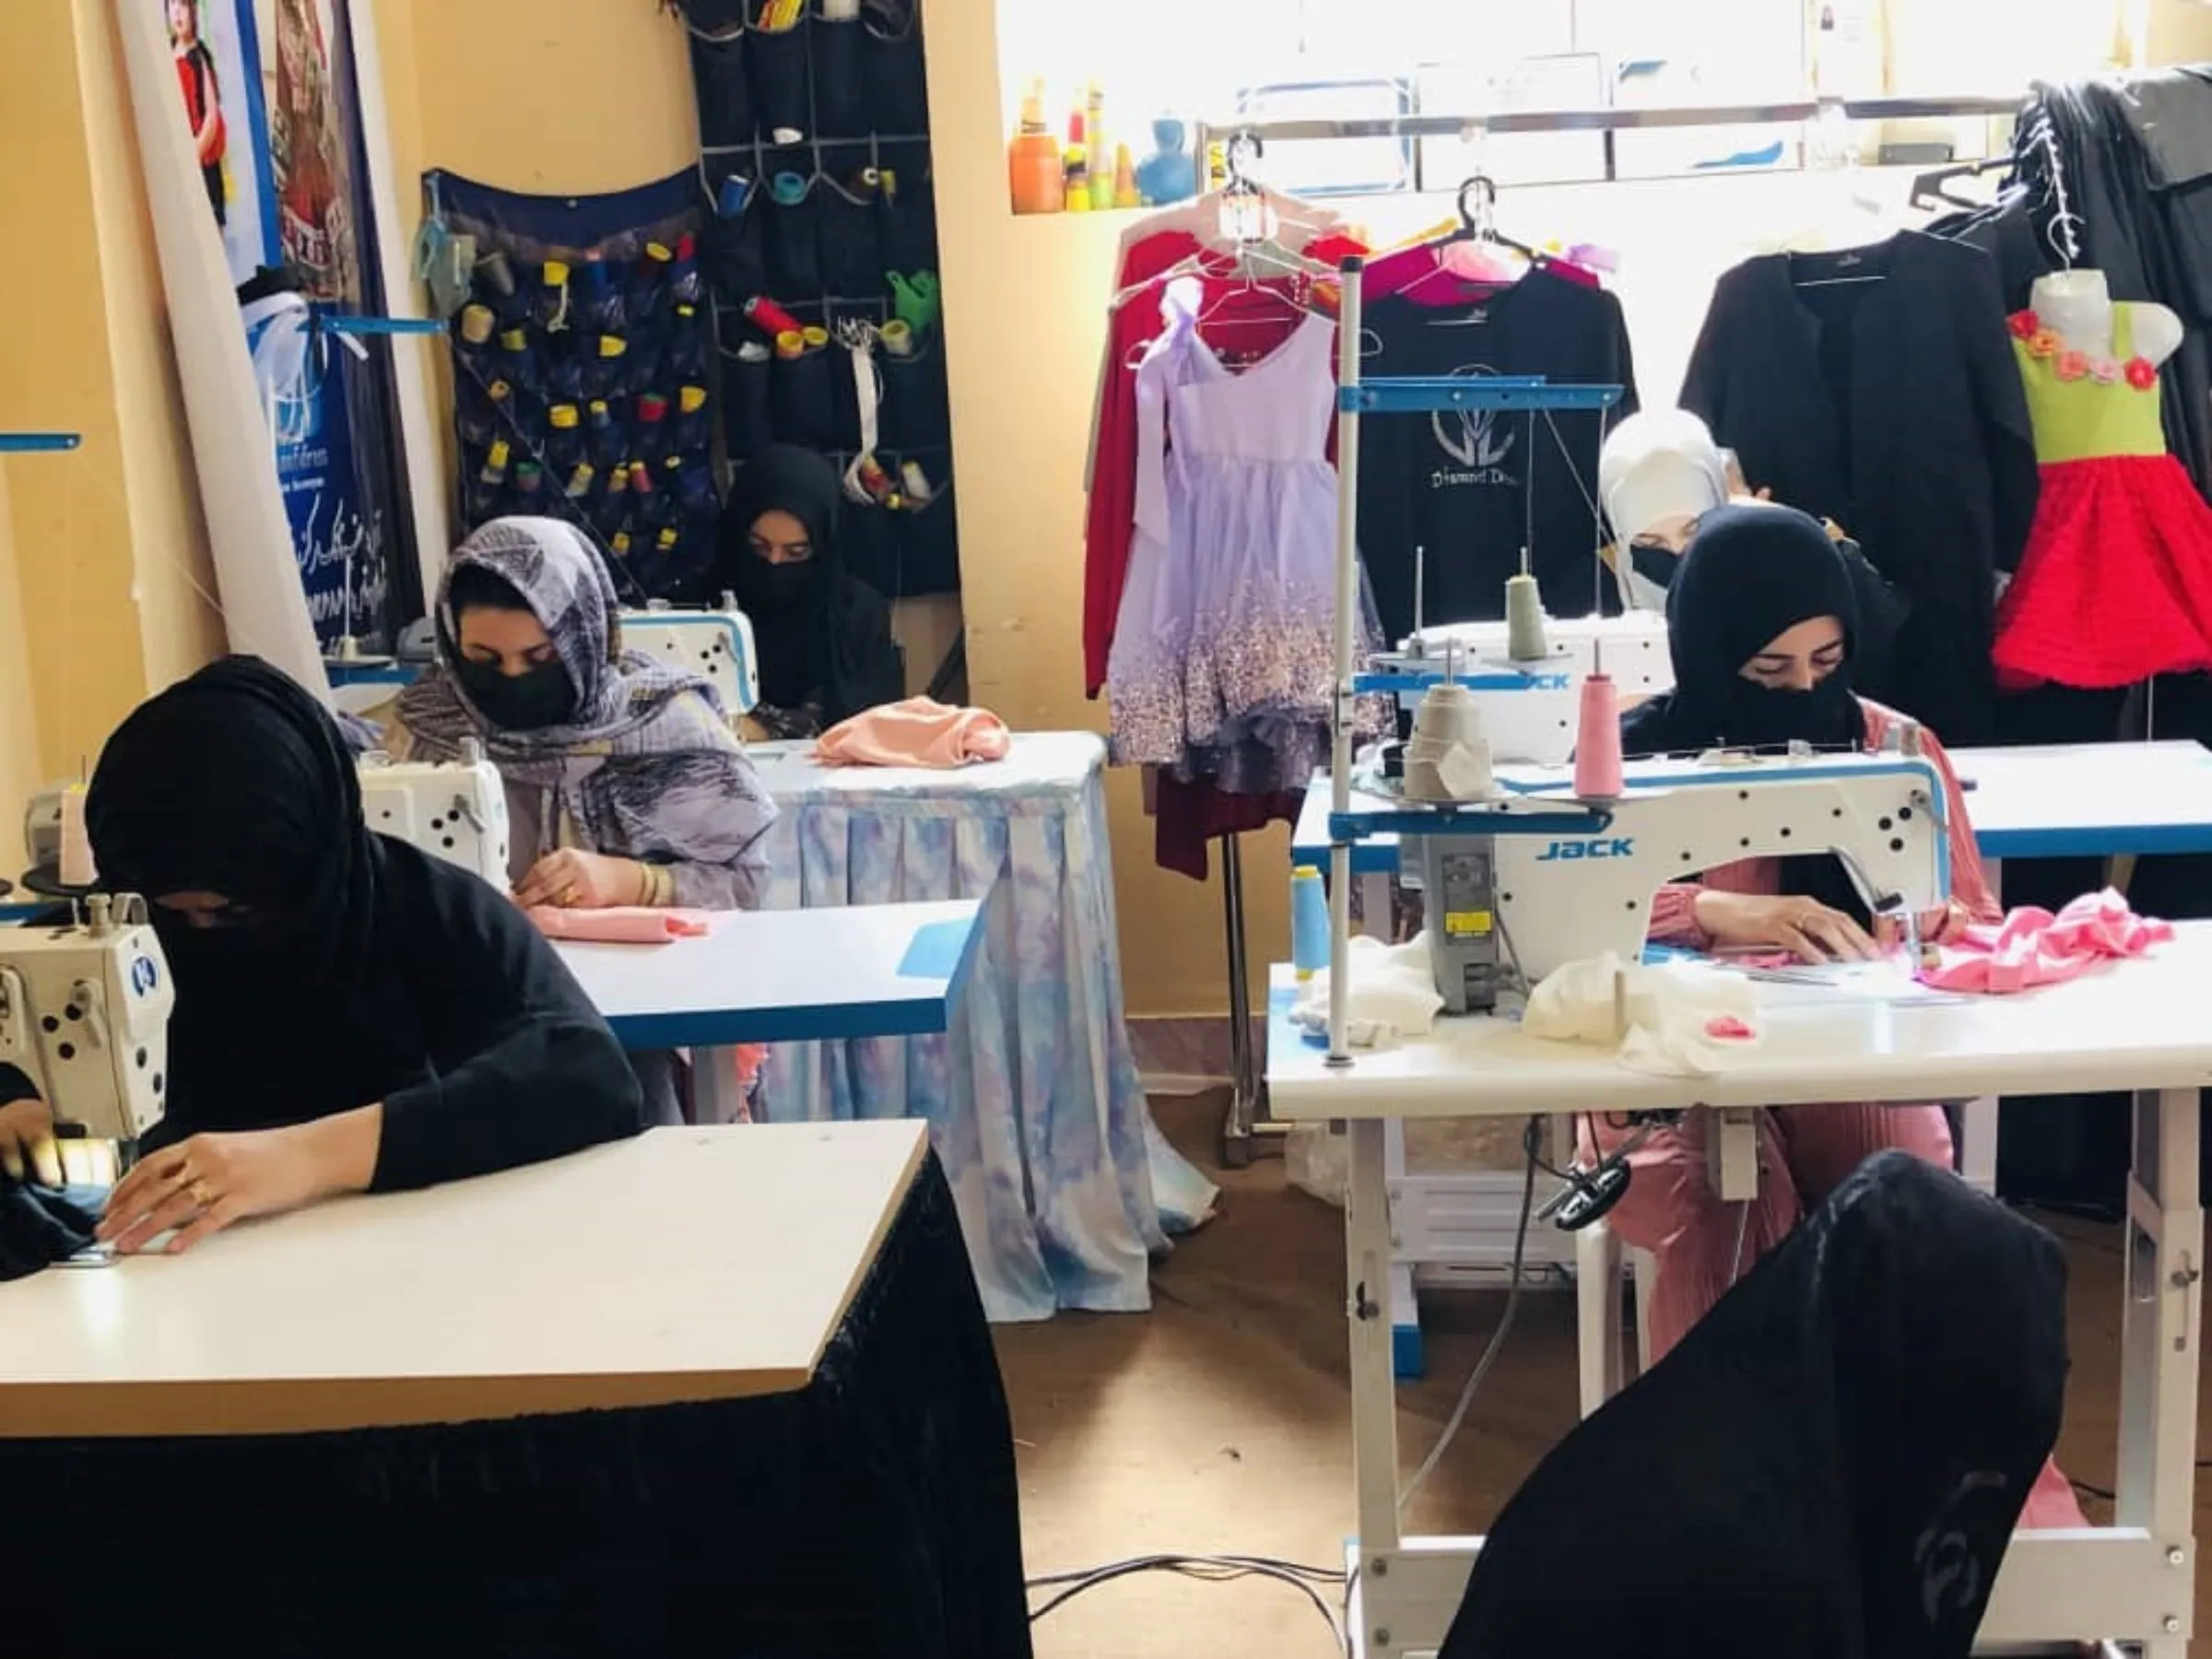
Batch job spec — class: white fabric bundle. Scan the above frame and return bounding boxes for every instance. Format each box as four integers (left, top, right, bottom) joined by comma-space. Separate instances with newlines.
1290, 933, 1445, 1048
1523, 952, 1764, 1077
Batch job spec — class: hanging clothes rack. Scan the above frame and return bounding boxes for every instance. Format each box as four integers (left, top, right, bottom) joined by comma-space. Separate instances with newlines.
1194, 93, 2026, 159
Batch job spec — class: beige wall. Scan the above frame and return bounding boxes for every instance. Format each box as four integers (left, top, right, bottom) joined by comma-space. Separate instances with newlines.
0, 0, 219, 864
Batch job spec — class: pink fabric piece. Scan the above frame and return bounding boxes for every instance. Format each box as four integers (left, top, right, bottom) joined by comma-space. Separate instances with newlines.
814, 696, 1013, 769
1918, 888, 2172, 994
525, 905, 713, 944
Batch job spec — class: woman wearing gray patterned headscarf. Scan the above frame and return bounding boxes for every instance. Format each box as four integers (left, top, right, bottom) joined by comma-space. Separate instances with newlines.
389, 516, 777, 912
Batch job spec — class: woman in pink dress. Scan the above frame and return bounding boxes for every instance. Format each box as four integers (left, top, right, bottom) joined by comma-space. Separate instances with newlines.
1592, 503, 2086, 1531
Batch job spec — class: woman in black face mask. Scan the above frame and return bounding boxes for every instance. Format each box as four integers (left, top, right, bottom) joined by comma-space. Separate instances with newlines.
391, 517, 777, 918
710, 444, 906, 739
1619, 502, 1990, 963
79, 656, 642, 1255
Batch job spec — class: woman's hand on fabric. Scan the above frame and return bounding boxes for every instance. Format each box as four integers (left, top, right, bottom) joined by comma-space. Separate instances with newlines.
0, 1096, 62, 1187
1693, 889, 1879, 964
513, 848, 643, 910
1875, 899, 1973, 952
96, 1108, 381, 1255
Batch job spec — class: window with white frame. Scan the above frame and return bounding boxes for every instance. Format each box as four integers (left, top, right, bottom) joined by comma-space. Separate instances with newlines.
995, 0, 2135, 197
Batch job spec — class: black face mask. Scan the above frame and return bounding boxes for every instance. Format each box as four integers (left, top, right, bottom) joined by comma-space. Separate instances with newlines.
735, 555, 823, 611
152, 900, 316, 976
1721, 673, 1859, 750
454, 656, 577, 731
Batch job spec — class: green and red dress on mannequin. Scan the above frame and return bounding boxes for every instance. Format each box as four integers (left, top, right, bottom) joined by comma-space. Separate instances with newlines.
1994, 305, 2212, 688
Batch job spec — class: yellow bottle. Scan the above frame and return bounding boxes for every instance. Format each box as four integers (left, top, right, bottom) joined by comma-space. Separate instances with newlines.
1112, 142, 1141, 210
1064, 142, 1092, 212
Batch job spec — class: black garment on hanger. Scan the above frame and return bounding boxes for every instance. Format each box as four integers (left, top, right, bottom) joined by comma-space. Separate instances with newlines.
1680, 232, 2038, 747
1439, 1150, 2065, 1659
1355, 270, 1639, 640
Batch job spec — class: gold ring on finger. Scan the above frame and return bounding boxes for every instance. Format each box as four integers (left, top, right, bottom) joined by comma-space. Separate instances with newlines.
188, 1179, 216, 1209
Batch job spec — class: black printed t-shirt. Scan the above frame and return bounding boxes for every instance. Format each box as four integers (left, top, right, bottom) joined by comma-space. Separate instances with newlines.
1354, 271, 1640, 642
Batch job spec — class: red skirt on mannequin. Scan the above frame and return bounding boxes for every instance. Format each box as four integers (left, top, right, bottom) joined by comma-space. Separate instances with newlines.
1994, 453, 2212, 690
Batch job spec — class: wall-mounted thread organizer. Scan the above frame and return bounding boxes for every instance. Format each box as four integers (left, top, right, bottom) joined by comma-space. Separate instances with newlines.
677, 0, 958, 604
428, 168, 724, 606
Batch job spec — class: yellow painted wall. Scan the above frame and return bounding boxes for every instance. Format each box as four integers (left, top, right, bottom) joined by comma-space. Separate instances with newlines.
0, 466, 43, 863
376, 0, 965, 691
0, 0, 219, 864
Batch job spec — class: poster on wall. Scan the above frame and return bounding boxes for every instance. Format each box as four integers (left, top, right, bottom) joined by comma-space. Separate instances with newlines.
164, 0, 409, 653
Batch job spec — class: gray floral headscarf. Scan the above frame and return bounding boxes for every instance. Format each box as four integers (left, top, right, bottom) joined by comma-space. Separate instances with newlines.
396, 517, 775, 907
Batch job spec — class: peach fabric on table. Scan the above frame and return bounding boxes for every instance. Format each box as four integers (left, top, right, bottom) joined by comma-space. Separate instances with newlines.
814, 697, 1013, 768
524, 905, 713, 944
1919, 888, 2172, 994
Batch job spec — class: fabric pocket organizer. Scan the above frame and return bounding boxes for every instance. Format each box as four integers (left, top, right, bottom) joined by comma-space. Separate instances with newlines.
861, 2, 929, 135
877, 168, 936, 279
771, 342, 841, 450
724, 348, 776, 461
763, 174, 823, 297
808, 11, 866, 137
745, 6, 811, 144
875, 341, 950, 452
814, 175, 882, 298
892, 477, 958, 595
704, 190, 770, 305
689, 28, 754, 149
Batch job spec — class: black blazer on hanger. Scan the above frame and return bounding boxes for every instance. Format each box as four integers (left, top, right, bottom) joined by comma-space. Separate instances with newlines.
1680, 231, 2039, 747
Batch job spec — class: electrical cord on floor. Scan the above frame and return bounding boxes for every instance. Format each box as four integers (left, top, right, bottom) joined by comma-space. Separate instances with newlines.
1025, 1553, 1345, 1644
1397, 1117, 1542, 1515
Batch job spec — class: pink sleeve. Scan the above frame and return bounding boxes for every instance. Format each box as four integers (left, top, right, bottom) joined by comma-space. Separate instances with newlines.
1647, 882, 1712, 948
1921, 728, 2001, 923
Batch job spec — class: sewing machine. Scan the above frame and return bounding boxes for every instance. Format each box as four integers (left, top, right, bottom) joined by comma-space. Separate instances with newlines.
1373, 611, 1672, 766
621, 600, 759, 717
24, 750, 513, 899
0, 894, 171, 1150
357, 747, 511, 888
1413, 747, 1951, 1015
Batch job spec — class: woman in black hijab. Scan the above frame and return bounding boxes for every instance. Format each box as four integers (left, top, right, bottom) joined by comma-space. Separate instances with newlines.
712, 445, 905, 738
1620, 502, 1990, 960
1581, 504, 2088, 1533
79, 656, 641, 1254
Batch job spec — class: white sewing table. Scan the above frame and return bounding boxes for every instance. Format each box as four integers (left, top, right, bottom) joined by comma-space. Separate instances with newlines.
0, 1121, 924, 1436
1267, 924, 2212, 1658
558, 899, 982, 1124
1294, 739, 2212, 1373
0, 1121, 1034, 1653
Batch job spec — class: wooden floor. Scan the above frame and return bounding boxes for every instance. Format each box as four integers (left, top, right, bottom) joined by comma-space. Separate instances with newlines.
993, 1093, 2212, 1657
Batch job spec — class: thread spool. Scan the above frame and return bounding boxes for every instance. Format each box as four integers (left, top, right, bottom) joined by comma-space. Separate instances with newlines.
879, 319, 915, 358
1573, 641, 1625, 802
1290, 865, 1329, 982
1504, 564, 1547, 664
1405, 682, 1493, 802
58, 785, 95, 888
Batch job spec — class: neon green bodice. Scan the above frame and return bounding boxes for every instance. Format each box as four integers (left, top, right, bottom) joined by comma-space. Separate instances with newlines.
2013, 307, 2167, 466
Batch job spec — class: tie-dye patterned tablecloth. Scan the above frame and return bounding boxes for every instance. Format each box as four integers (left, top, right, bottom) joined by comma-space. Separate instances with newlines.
747, 732, 1216, 1322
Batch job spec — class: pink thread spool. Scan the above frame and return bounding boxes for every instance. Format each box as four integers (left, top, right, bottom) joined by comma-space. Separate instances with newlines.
1573, 643, 1625, 802
58, 784, 96, 888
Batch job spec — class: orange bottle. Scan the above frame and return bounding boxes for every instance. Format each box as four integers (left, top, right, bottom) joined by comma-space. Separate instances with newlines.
1008, 78, 1062, 214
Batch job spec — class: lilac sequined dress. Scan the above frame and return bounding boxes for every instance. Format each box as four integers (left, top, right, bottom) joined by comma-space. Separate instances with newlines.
1107, 278, 1385, 786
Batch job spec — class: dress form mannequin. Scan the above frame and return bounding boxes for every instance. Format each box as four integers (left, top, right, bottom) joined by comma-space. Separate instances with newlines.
1994, 269, 2212, 690
2030, 268, 2183, 370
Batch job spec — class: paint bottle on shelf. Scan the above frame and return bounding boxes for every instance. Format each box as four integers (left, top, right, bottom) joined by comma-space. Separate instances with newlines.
1008, 77, 1063, 215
